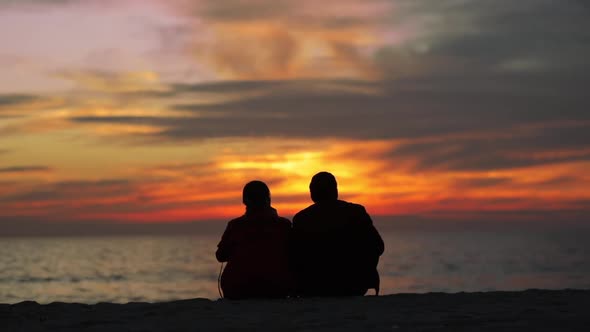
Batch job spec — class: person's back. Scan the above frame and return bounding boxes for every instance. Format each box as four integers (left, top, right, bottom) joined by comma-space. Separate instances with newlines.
292, 172, 384, 297
216, 181, 293, 299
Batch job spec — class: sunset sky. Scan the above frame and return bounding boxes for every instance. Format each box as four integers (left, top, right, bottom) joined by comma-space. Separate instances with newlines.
1, 0, 589, 229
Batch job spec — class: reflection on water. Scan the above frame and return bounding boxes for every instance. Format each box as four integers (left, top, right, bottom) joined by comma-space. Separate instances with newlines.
379, 230, 590, 294
1, 229, 589, 303
0, 237, 220, 304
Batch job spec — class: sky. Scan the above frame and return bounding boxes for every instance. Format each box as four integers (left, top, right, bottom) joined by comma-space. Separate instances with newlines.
0, 0, 589, 230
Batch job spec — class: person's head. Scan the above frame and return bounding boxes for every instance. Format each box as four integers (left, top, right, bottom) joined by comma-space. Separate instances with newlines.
242, 180, 271, 208
310, 172, 338, 203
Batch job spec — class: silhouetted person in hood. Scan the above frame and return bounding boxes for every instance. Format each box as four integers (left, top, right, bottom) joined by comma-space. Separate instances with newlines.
292, 172, 384, 296
216, 181, 293, 299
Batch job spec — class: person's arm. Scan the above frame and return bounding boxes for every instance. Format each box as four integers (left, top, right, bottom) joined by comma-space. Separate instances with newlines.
289, 215, 301, 270
215, 221, 234, 262
290, 214, 305, 296
283, 218, 298, 297
359, 206, 385, 256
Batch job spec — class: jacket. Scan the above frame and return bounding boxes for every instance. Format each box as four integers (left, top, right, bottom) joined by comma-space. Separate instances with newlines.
292, 200, 384, 296
216, 207, 293, 299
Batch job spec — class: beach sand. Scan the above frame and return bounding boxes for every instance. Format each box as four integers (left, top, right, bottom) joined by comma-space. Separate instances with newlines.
1, 289, 588, 331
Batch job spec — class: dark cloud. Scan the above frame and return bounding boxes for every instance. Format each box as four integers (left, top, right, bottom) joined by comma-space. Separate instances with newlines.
69, 72, 590, 172
191, 0, 388, 28
572, 0, 590, 11
171, 80, 290, 94
72, 73, 589, 132
452, 177, 513, 189
161, 0, 589, 81
0, 175, 243, 226
8, 0, 588, 174
1, 179, 131, 202
197, 0, 293, 23
0, 166, 52, 173
388, 122, 590, 171
385, 0, 590, 76
0, 94, 39, 110
534, 176, 581, 187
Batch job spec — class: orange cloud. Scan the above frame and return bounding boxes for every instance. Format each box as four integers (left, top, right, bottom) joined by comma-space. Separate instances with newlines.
160, 0, 390, 80
1, 136, 589, 224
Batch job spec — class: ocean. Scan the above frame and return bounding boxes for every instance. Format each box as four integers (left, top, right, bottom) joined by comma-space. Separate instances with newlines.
1, 228, 589, 304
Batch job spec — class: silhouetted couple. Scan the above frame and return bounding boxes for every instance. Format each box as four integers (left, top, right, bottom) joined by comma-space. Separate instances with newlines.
216, 172, 385, 299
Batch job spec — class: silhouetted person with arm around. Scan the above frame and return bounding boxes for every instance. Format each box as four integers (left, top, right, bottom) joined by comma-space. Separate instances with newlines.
216, 181, 293, 299
292, 172, 384, 297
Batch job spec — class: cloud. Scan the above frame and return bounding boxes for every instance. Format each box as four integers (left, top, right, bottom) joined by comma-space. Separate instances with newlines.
0, 166, 52, 173
187, 0, 390, 29
70, 73, 589, 135
1, 0, 590, 226
534, 176, 580, 187
0, 0, 75, 4
1, 179, 131, 202
388, 123, 590, 171
0, 94, 40, 110
155, 0, 590, 82
0, 0, 73, 7
159, 0, 390, 80
0, 178, 164, 223
451, 177, 513, 189
0, 93, 65, 128
171, 79, 288, 94
382, 0, 590, 76
67, 71, 590, 172
56, 70, 163, 93
192, 23, 378, 80
0, 0, 123, 10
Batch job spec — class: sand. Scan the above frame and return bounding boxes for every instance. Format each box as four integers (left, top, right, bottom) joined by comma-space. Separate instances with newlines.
1, 289, 589, 331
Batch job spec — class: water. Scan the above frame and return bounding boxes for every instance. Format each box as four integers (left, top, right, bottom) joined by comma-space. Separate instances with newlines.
1, 229, 589, 304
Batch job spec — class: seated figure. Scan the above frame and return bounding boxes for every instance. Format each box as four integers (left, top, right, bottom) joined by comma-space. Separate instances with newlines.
216, 181, 293, 299
292, 172, 385, 296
